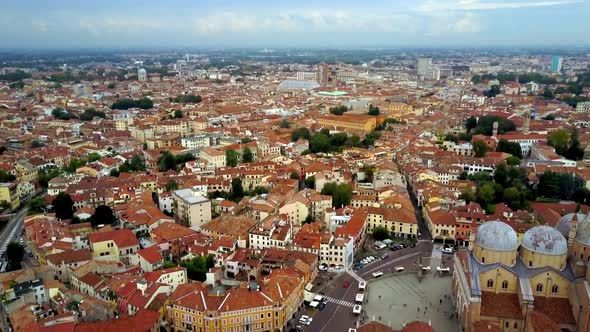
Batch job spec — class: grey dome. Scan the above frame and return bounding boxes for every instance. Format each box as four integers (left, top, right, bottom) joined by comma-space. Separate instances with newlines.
521, 225, 567, 256
475, 221, 518, 252
555, 213, 587, 237
575, 221, 590, 246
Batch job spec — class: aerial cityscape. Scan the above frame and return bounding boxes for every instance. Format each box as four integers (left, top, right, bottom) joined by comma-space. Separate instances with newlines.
1, 1, 590, 332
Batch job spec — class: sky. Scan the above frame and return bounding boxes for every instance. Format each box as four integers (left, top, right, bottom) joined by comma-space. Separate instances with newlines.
1, 0, 589, 49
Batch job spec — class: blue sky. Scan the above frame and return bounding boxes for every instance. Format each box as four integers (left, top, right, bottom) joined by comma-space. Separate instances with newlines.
1, 0, 588, 48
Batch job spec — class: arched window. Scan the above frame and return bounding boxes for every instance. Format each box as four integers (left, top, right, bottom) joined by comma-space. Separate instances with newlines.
536, 283, 543, 292
529, 261, 532, 267
551, 285, 558, 293
487, 279, 494, 288
501, 281, 508, 289
481, 256, 485, 263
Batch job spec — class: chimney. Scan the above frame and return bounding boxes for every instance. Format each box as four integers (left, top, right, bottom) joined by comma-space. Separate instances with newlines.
136, 279, 147, 296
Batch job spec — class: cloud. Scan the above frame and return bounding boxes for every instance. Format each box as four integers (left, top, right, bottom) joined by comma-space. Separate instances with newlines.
416, 0, 580, 12
191, 11, 415, 35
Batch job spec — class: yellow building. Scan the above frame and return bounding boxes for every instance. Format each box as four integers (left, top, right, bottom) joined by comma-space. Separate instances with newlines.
366, 206, 418, 238
0, 183, 20, 210
453, 220, 583, 332
88, 229, 140, 264
14, 160, 37, 183
167, 270, 304, 332
316, 114, 377, 133
200, 147, 226, 168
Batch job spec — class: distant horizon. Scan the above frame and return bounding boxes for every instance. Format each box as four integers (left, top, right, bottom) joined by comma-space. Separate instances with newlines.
1, 0, 589, 49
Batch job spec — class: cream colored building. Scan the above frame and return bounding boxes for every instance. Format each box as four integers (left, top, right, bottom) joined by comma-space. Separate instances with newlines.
172, 187, 212, 229
200, 147, 226, 168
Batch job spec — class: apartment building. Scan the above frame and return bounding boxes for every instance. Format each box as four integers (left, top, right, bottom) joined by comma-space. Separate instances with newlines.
172, 187, 212, 229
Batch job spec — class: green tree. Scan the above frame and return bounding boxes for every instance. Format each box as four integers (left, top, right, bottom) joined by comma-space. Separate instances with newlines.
496, 140, 523, 158
362, 164, 376, 183
472, 116, 515, 135
226, 150, 239, 167
0, 170, 15, 182
329, 105, 349, 115
90, 205, 116, 227
289, 172, 300, 180
466, 117, 478, 132
542, 89, 555, 99
242, 147, 254, 163
537, 171, 561, 199
31, 140, 45, 148
309, 133, 331, 153
459, 188, 476, 203
494, 163, 509, 187
484, 85, 501, 98
280, 119, 290, 128
543, 114, 556, 121
27, 197, 46, 214
53, 192, 74, 220
444, 134, 459, 143
173, 110, 183, 118
38, 168, 60, 188
321, 182, 353, 208
304, 214, 314, 224
477, 182, 497, 207
473, 140, 488, 157
109, 169, 120, 177
129, 155, 147, 171
138, 96, 154, 109
565, 128, 584, 160
6, 242, 24, 270
166, 180, 179, 192
372, 226, 389, 241
548, 129, 570, 156
503, 187, 525, 211
368, 104, 380, 116
231, 178, 244, 201
157, 151, 177, 171
305, 176, 315, 189
291, 127, 311, 141
107, 82, 116, 89
506, 156, 521, 166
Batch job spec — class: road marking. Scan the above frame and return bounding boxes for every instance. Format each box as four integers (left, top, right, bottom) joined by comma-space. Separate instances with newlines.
346, 270, 365, 283
323, 296, 354, 308
360, 251, 422, 276
318, 280, 356, 332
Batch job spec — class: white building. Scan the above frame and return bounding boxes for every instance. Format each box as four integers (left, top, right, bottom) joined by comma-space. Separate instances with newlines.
172, 187, 212, 229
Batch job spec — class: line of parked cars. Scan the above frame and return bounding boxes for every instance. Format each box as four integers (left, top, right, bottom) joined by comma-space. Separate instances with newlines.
353, 254, 388, 271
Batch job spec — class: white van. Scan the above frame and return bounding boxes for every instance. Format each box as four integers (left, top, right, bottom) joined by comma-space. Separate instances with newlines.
395, 266, 405, 272
372, 271, 384, 278
355, 293, 364, 304
353, 304, 362, 315
358, 281, 366, 291
437, 266, 450, 273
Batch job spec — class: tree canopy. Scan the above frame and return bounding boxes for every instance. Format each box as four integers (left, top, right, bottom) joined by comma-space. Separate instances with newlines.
372, 226, 389, 241
226, 150, 239, 167
79, 108, 106, 121
53, 192, 74, 220
242, 147, 254, 163
329, 105, 349, 115
321, 182, 353, 208
496, 140, 523, 158
111, 97, 153, 110
90, 205, 116, 227
473, 140, 488, 157
368, 104, 380, 116
291, 127, 311, 141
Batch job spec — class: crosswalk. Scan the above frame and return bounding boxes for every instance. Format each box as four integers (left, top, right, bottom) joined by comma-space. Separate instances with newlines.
323, 296, 355, 308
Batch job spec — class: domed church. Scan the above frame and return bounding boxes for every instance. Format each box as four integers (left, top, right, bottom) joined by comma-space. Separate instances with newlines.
452, 214, 590, 332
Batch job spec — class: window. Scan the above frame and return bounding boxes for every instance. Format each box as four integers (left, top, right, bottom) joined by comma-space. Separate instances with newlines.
481, 256, 485, 263
514, 322, 518, 329
551, 285, 558, 293
501, 281, 508, 289
529, 261, 532, 267
536, 284, 543, 292
487, 279, 494, 288
505, 322, 509, 328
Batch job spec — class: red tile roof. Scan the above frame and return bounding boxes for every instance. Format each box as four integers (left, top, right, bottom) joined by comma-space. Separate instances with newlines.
89, 229, 139, 248
137, 246, 163, 264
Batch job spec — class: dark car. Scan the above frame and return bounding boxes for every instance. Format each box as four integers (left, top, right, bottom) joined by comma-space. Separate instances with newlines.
318, 302, 326, 310
390, 246, 398, 251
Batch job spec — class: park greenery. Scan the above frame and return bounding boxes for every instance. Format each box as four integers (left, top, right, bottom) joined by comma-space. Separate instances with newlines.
547, 128, 584, 160
52, 192, 74, 220
179, 255, 215, 281
52, 107, 78, 120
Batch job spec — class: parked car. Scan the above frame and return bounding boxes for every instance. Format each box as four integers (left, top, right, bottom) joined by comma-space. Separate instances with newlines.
442, 247, 454, 254
381, 254, 388, 259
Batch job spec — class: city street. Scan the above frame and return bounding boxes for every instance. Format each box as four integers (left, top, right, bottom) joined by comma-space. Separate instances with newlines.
302, 241, 434, 332
0, 206, 28, 258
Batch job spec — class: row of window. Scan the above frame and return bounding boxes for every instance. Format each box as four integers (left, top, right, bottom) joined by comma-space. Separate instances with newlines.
486, 279, 558, 293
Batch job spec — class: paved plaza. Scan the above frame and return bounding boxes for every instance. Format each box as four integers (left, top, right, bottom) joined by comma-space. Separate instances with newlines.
363, 273, 459, 331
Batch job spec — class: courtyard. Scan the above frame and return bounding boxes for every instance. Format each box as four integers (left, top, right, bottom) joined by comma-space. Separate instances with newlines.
363, 273, 459, 331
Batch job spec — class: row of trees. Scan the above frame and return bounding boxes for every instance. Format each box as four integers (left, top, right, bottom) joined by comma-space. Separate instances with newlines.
79, 108, 106, 121
170, 94, 202, 103
110, 154, 148, 177
157, 151, 196, 171
51, 107, 77, 120
63, 153, 102, 173
51, 192, 117, 227
111, 97, 153, 110
471, 72, 557, 85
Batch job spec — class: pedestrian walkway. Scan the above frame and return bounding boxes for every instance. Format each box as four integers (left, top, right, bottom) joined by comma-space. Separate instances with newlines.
347, 269, 366, 283
323, 296, 355, 308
